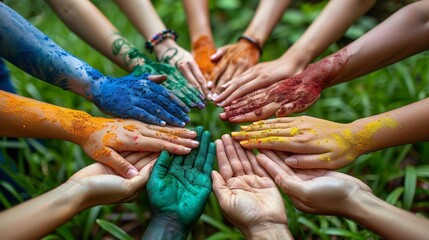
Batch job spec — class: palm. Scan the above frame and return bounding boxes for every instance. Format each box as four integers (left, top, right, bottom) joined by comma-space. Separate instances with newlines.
224, 175, 287, 227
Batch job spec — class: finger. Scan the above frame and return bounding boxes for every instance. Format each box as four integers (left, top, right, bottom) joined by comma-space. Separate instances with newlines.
275, 96, 320, 117
203, 142, 216, 174
183, 126, 204, 166
223, 103, 280, 123
222, 134, 245, 176
246, 150, 269, 177
213, 70, 256, 104
232, 140, 253, 175
259, 149, 282, 162
145, 124, 197, 138
258, 150, 298, 179
208, 59, 228, 88
154, 93, 190, 124
134, 152, 160, 170
210, 46, 228, 62
215, 138, 233, 180
129, 106, 165, 126
211, 171, 231, 206
284, 154, 342, 170
217, 78, 266, 107
166, 85, 192, 113
177, 63, 205, 103
194, 131, 211, 170
94, 146, 139, 179
135, 159, 156, 186
123, 151, 153, 165
213, 64, 237, 95
231, 127, 299, 141
171, 155, 185, 167
150, 151, 171, 178
147, 74, 167, 84
256, 153, 288, 179
130, 136, 192, 155
189, 61, 208, 94
238, 119, 297, 132
275, 151, 290, 161
142, 128, 199, 149
239, 136, 304, 152
274, 174, 306, 197
137, 99, 186, 127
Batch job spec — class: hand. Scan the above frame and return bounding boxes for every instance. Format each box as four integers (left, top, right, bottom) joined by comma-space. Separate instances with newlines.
76, 118, 199, 178
67, 152, 155, 209
90, 73, 190, 127
213, 58, 304, 107
219, 51, 348, 123
192, 35, 217, 81
212, 134, 289, 238
256, 152, 372, 216
133, 59, 206, 109
208, 39, 260, 95
155, 39, 207, 101
146, 126, 215, 229
231, 116, 363, 169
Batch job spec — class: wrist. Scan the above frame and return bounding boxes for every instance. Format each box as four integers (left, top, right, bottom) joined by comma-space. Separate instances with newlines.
142, 213, 189, 240
153, 38, 178, 60
280, 44, 314, 72
244, 222, 290, 240
56, 180, 89, 213
343, 190, 377, 221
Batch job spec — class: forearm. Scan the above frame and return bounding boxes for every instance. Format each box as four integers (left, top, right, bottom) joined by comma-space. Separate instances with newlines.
142, 214, 189, 240
47, 0, 141, 72
0, 3, 100, 99
182, 0, 213, 44
0, 90, 97, 144
329, 1, 429, 86
0, 182, 85, 240
243, 0, 291, 46
282, 0, 375, 70
245, 223, 293, 240
347, 191, 429, 240
349, 98, 429, 154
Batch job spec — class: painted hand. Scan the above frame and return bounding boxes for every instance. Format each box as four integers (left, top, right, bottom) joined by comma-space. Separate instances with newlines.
192, 36, 216, 82
67, 153, 155, 208
146, 126, 215, 230
155, 40, 207, 101
133, 59, 205, 109
90, 73, 190, 127
214, 58, 304, 107
212, 134, 288, 237
219, 51, 349, 123
208, 39, 260, 95
77, 118, 199, 178
257, 152, 372, 215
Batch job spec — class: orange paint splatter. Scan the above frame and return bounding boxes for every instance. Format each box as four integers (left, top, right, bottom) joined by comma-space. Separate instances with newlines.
192, 35, 216, 78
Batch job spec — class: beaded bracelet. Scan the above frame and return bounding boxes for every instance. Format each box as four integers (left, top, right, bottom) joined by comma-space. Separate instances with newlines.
145, 29, 179, 53
238, 35, 263, 55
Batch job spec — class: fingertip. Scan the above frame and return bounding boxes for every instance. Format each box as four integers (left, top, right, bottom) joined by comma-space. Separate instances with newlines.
207, 81, 213, 88
219, 113, 227, 120
197, 101, 206, 109
126, 168, 138, 179
284, 157, 298, 166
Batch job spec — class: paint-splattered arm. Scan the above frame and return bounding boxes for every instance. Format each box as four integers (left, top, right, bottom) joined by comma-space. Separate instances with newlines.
0, 90, 199, 178
143, 127, 215, 240
257, 153, 429, 240
0, 158, 154, 240
208, 0, 291, 96
214, 0, 375, 106
212, 134, 292, 239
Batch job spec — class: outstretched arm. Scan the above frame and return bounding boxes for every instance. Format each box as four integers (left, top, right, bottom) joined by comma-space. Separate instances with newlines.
0, 157, 154, 240
209, 0, 291, 95
221, 1, 429, 122
0, 90, 199, 177
214, 0, 375, 106
232, 97, 429, 169
257, 153, 429, 239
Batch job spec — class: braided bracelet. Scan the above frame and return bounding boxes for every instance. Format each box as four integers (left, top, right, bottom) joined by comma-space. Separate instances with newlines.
145, 29, 178, 53
238, 35, 263, 55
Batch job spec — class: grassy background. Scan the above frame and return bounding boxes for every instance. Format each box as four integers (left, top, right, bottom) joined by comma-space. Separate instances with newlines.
1, 0, 429, 239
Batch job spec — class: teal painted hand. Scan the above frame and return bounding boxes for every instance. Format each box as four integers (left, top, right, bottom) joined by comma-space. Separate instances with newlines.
146, 126, 215, 231
132, 57, 205, 109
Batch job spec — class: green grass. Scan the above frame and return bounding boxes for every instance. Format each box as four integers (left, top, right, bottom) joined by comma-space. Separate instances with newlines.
2, 0, 429, 239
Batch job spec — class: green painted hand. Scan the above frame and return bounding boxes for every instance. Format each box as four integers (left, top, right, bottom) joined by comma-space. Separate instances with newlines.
143, 126, 215, 239
132, 57, 205, 109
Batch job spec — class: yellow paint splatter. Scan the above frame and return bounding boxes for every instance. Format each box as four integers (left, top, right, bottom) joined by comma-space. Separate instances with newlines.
290, 127, 301, 136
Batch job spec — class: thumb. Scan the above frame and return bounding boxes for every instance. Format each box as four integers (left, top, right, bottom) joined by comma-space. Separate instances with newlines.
150, 151, 171, 179
210, 45, 229, 62
95, 147, 138, 179
275, 174, 305, 198
211, 171, 231, 205
147, 74, 167, 84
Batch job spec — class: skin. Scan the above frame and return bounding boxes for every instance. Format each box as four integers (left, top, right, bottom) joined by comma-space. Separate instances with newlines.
0, 154, 155, 240
257, 152, 429, 240
220, 1, 429, 123
143, 126, 215, 240
214, 0, 376, 106
232, 98, 429, 169
0, 3, 190, 127
212, 134, 293, 239
208, 0, 291, 96
113, 0, 207, 100
47, 0, 205, 109
0, 90, 199, 178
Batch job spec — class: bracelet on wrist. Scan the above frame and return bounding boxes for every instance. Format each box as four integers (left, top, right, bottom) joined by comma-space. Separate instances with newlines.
145, 29, 178, 53
238, 35, 263, 55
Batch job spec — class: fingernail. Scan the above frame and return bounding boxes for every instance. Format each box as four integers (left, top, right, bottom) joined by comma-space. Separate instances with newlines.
127, 168, 138, 178
240, 125, 248, 130
284, 157, 298, 166
199, 94, 205, 100
191, 140, 200, 146
197, 101, 205, 109
161, 121, 166, 126
240, 140, 248, 145
224, 106, 231, 111
184, 147, 192, 152
207, 81, 213, 88
211, 93, 218, 100
184, 106, 190, 113
207, 93, 212, 99
219, 112, 226, 119
184, 116, 190, 122
232, 100, 238, 104
180, 122, 186, 127
231, 131, 239, 137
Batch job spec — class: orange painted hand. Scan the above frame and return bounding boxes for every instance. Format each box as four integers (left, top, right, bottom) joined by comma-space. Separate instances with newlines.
212, 134, 288, 237
232, 116, 378, 169
213, 58, 304, 107
75, 118, 199, 178
256, 152, 372, 215
192, 36, 217, 81
208, 39, 260, 96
